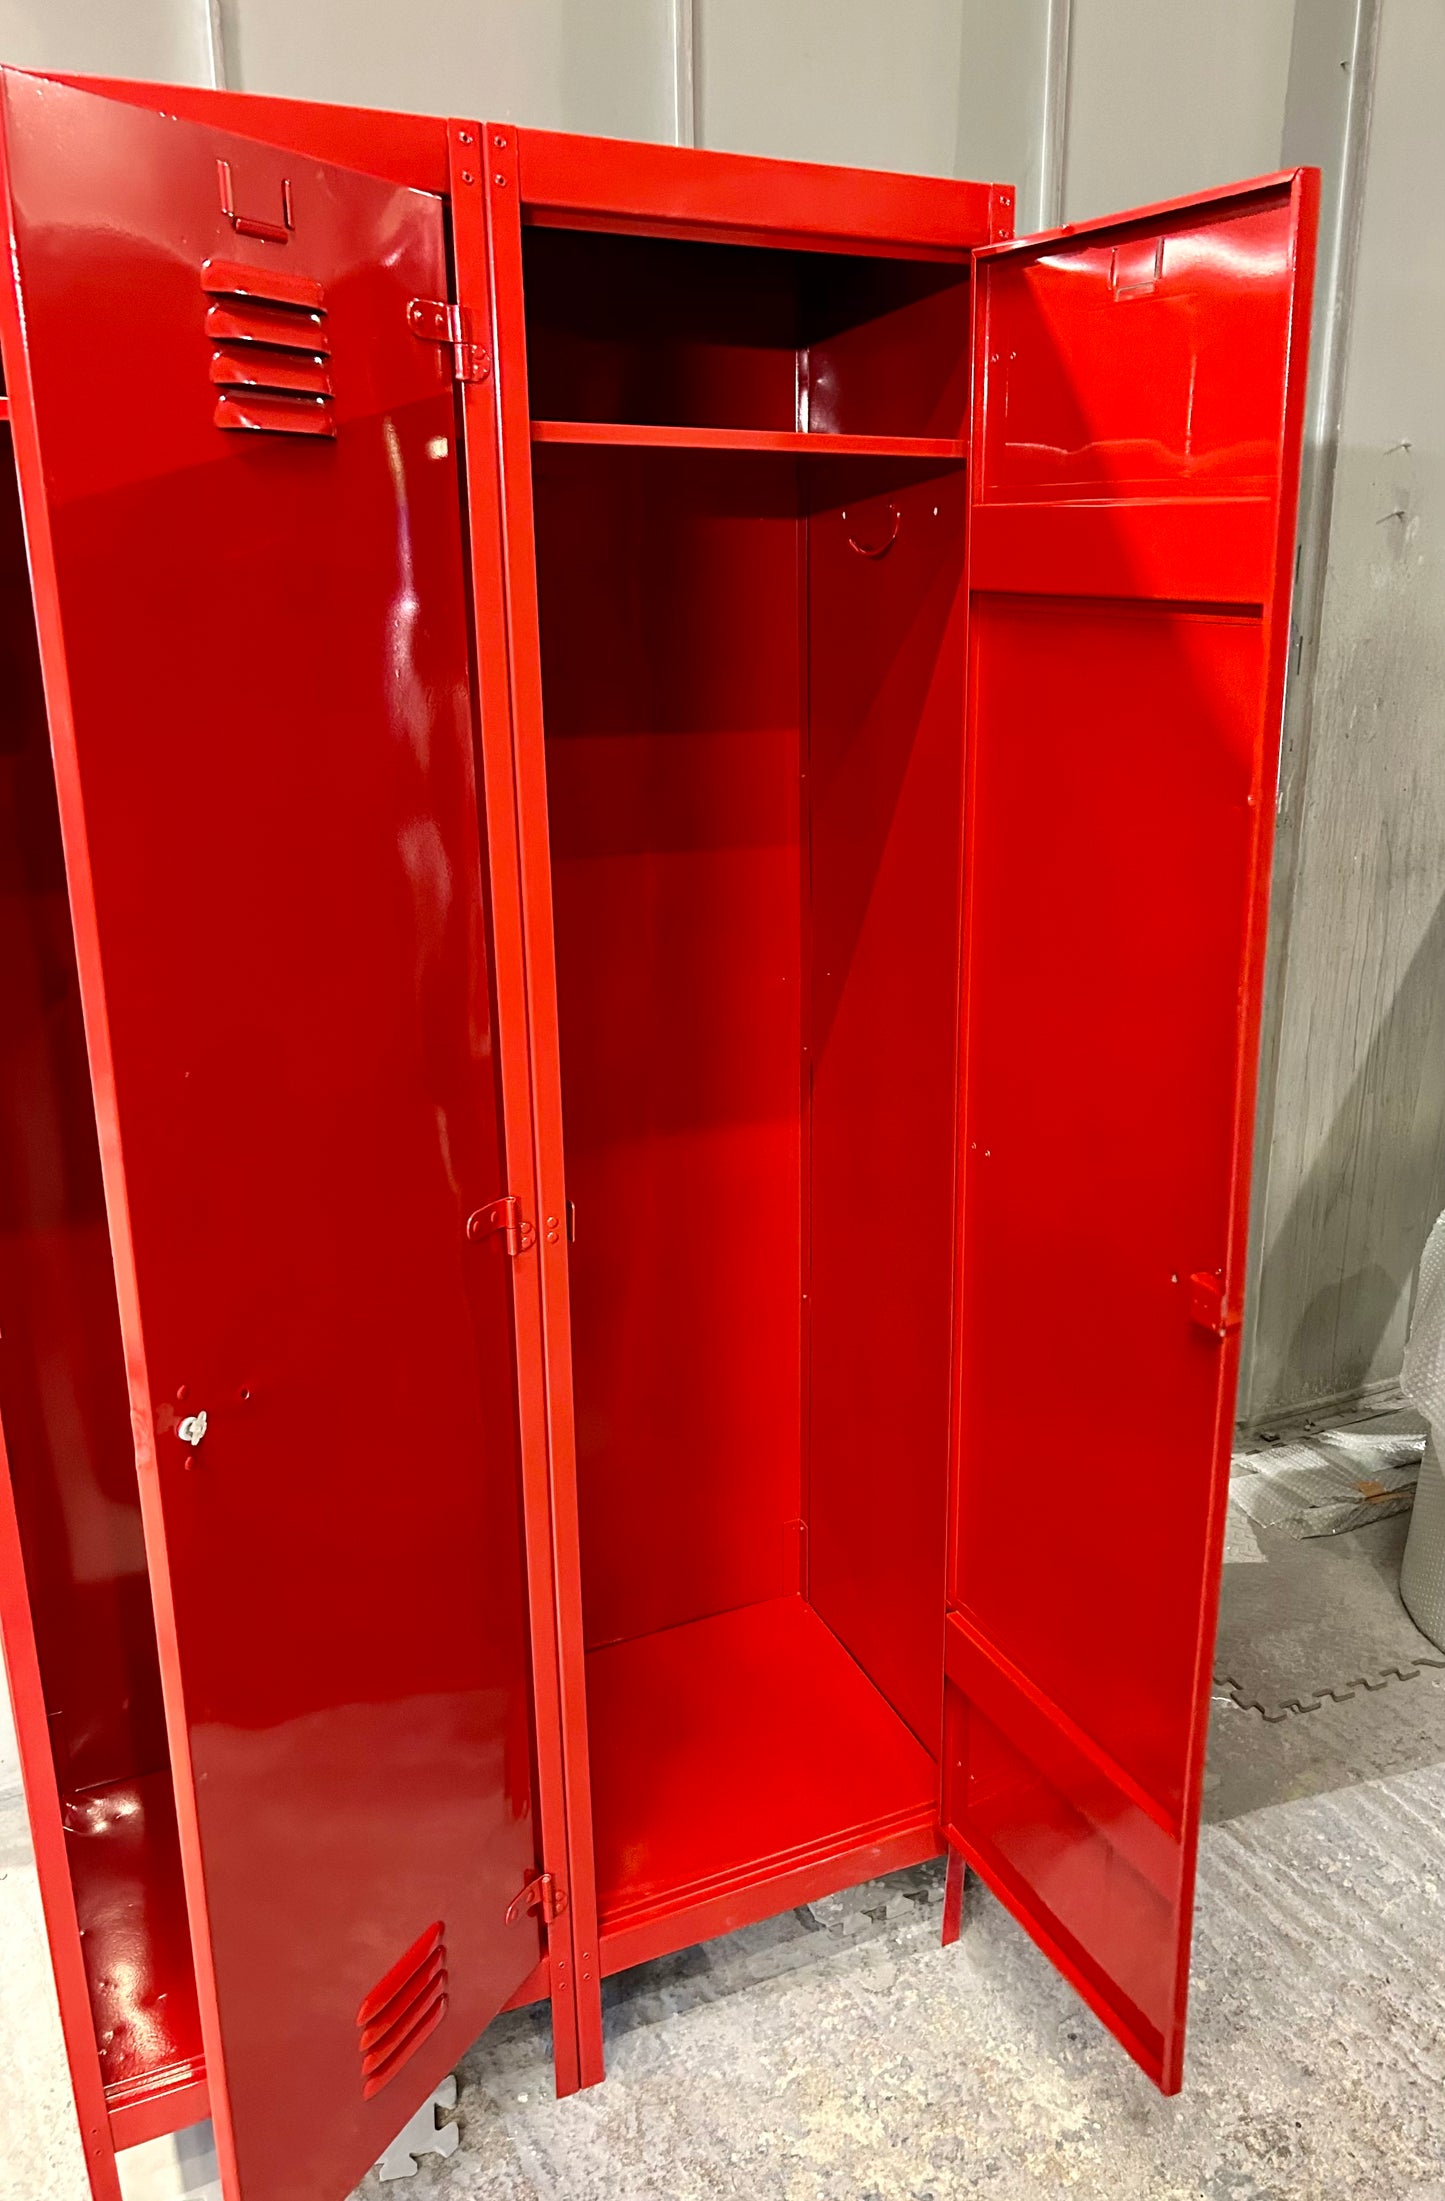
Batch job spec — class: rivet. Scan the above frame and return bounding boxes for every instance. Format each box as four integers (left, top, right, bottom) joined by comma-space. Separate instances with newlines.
494, 173, 508, 187
493, 134, 508, 149
547, 1215, 560, 1229
546, 1231, 560, 1245
461, 170, 475, 185
459, 130, 473, 144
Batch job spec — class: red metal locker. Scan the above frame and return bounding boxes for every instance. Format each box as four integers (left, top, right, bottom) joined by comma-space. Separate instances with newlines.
0, 63, 1316, 2201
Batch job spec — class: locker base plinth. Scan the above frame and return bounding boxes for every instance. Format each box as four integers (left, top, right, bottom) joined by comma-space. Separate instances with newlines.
587, 1594, 942, 1977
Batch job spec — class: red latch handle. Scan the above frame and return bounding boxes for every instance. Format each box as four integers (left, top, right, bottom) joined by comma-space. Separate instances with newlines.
217, 159, 294, 245
1189, 1271, 1241, 1340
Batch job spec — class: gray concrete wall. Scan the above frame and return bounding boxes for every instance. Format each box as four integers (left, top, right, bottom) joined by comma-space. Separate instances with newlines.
1, 2, 1439, 1423
0, 0, 213, 82
1061, 0, 1294, 219
220, 0, 675, 142
695, 0, 971, 175
1246, 0, 1445, 1417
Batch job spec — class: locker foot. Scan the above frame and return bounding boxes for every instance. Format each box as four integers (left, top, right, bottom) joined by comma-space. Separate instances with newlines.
941, 1849, 967, 1947
374, 2074, 460, 2181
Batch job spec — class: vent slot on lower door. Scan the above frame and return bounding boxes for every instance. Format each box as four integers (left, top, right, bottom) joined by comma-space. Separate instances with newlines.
202, 257, 335, 439
355, 1921, 449, 2100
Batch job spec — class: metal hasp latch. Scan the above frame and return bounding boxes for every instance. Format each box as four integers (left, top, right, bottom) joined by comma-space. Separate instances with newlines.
1189, 1270, 1241, 1341
407, 297, 491, 384
504, 1871, 564, 1927
467, 1195, 535, 1256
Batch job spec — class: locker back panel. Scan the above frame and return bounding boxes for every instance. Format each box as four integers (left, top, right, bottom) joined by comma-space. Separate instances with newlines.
535, 444, 805, 1650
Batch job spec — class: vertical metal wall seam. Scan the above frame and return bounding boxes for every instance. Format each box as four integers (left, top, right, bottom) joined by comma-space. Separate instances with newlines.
1239, 0, 1381, 1423
672, 0, 698, 147
201, 0, 229, 89
1037, 0, 1073, 230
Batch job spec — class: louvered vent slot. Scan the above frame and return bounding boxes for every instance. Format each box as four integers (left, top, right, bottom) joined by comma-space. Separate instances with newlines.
202, 257, 334, 439
355, 1921, 448, 2101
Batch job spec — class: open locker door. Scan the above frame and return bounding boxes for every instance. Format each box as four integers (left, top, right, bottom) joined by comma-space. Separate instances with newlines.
945, 172, 1317, 2092
0, 70, 542, 2200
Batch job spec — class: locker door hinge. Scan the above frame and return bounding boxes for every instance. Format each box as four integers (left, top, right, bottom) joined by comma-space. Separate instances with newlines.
467, 1196, 536, 1255
504, 1871, 564, 1927
407, 297, 492, 384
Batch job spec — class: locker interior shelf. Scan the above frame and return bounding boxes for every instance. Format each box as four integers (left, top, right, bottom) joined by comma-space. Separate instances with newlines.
529, 421, 967, 460
587, 1596, 941, 1971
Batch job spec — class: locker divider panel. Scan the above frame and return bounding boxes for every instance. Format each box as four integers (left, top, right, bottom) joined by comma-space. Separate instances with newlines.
945, 173, 1318, 2093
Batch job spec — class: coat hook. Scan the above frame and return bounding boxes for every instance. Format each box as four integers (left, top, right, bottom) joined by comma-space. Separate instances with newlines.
843, 503, 900, 558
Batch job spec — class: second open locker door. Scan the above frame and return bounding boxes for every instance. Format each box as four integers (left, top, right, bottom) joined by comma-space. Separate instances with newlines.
944, 170, 1317, 2092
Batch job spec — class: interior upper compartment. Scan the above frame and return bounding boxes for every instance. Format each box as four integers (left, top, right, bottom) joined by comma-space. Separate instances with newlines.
521, 225, 971, 444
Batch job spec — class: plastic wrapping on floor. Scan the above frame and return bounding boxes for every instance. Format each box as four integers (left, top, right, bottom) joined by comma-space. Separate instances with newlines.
1230, 1420, 1426, 1539
1401, 1209, 1445, 1647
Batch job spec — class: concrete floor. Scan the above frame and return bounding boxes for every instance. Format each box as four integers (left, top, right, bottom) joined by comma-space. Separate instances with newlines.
6, 1506, 1445, 2201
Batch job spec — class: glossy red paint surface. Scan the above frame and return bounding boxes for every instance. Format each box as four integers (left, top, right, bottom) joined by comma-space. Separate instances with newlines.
64, 1774, 205, 2123
945, 173, 1317, 2092
586, 1595, 938, 1958
521, 227, 970, 441
530, 421, 968, 459
0, 450, 161, 1803
517, 124, 1009, 257
0, 434, 130, 2195
41, 72, 450, 192
0, 427, 176, 2189
0, 69, 540, 2201
479, 128, 609, 2092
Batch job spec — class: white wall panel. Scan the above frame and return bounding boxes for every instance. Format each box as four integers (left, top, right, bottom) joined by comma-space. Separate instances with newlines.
0, 0, 211, 83
0, 0, 1428, 1428
1063, 0, 1293, 219
1248, 0, 1445, 1415
694, 0, 968, 174
222, 0, 675, 139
